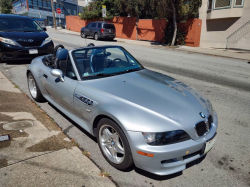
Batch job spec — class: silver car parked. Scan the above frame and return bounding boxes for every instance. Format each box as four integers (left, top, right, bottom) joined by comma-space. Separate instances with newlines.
27, 44, 218, 176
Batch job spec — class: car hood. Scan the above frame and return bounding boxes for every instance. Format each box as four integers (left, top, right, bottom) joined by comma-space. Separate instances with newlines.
0, 31, 48, 41
84, 69, 213, 127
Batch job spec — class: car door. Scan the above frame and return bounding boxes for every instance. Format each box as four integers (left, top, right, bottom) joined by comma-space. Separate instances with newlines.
41, 57, 78, 113
90, 22, 97, 36
84, 23, 92, 35
71, 49, 99, 126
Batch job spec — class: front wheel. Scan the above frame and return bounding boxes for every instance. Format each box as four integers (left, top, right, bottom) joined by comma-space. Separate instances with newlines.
81, 31, 86, 38
94, 33, 99, 41
97, 118, 133, 170
27, 72, 45, 102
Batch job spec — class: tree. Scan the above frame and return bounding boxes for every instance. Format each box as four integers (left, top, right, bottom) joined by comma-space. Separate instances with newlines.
0, 0, 13, 14
80, 0, 118, 20
157, 0, 202, 45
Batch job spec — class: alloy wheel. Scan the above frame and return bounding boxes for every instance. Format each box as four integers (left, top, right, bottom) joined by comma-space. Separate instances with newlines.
28, 75, 37, 98
99, 124, 125, 164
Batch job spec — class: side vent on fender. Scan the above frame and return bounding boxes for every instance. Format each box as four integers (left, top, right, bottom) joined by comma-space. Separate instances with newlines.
74, 93, 98, 107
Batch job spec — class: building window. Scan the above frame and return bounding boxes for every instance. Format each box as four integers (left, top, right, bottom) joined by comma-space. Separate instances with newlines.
74, 10, 76, 15
68, 9, 71, 14
234, 0, 244, 7
208, 0, 213, 10
214, 0, 231, 9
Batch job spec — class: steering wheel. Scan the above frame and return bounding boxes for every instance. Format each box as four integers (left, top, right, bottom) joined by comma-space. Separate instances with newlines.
108, 58, 122, 68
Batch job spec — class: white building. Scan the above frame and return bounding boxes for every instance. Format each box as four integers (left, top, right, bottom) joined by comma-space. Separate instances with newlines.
199, 0, 250, 50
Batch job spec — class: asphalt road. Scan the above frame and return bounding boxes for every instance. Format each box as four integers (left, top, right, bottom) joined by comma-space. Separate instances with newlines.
1, 29, 250, 187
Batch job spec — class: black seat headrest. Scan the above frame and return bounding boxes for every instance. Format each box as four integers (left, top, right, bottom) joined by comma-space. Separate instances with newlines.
56, 49, 68, 60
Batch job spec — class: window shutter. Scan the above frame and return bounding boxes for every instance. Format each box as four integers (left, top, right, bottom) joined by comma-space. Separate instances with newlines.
215, 0, 231, 8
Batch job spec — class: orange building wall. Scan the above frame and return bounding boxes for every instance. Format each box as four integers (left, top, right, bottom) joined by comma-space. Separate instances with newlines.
66, 16, 202, 47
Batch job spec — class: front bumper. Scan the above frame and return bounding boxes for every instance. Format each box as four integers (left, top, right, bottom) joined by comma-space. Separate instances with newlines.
127, 111, 218, 176
0, 41, 54, 61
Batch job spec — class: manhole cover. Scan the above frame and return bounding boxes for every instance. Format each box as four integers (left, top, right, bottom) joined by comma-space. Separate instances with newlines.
3, 121, 34, 130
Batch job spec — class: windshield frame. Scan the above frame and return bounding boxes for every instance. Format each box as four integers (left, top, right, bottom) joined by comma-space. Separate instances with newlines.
0, 18, 43, 32
71, 46, 144, 81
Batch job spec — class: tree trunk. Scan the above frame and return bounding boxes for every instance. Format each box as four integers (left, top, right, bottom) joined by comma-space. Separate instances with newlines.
136, 16, 139, 40
171, 0, 177, 46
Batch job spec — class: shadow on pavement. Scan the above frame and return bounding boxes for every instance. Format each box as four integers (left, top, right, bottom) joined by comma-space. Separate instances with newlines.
47, 102, 97, 143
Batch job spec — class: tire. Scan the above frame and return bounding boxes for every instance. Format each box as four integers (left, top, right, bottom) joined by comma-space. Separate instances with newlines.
81, 31, 86, 38
94, 33, 99, 41
97, 118, 133, 170
27, 72, 45, 102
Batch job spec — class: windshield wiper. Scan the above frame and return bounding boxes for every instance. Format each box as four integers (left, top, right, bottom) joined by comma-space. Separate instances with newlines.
96, 73, 110, 76
113, 68, 141, 75
23, 30, 40, 32
82, 73, 110, 78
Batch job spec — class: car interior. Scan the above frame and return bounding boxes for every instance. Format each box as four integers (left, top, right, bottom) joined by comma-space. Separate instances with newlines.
43, 44, 139, 80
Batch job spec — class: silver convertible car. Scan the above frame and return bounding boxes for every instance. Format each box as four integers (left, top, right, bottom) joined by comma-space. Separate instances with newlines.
26, 44, 218, 176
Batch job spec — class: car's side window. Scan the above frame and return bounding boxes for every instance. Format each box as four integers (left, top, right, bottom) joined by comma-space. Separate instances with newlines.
98, 23, 102, 28
65, 57, 77, 80
87, 23, 92, 28
92, 23, 97, 28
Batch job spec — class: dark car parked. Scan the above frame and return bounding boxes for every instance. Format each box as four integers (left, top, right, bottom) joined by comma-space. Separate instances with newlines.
80, 21, 116, 41
0, 14, 54, 62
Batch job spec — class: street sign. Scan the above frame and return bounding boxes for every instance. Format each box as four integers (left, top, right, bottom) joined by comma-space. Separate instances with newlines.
102, 5, 106, 18
56, 8, 61, 14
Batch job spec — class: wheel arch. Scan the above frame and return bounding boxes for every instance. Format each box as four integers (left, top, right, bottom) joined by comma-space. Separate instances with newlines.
26, 69, 31, 77
92, 114, 125, 138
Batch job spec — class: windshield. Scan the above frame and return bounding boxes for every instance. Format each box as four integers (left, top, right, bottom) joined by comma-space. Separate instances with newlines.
103, 24, 115, 29
72, 46, 143, 79
0, 18, 43, 32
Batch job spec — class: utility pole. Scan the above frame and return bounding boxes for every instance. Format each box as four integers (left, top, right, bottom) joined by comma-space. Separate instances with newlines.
51, 0, 57, 29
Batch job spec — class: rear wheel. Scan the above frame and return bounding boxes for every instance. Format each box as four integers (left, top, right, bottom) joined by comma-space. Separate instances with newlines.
97, 118, 133, 170
81, 31, 86, 38
94, 33, 99, 41
27, 72, 44, 102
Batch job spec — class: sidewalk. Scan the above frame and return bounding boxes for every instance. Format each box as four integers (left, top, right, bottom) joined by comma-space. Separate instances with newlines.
0, 71, 115, 187
52, 28, 250, 61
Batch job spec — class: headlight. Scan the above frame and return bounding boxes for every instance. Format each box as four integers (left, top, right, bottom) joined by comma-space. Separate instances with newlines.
41, 37, 52, 46
0, 37, 20, 46
142, 130, 191, 146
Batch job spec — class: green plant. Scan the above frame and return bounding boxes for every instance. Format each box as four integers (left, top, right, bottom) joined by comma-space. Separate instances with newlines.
0, 0, 13, 14
99, 170, 111, 178
163, 23, 187, 46
82, 150, 90, 157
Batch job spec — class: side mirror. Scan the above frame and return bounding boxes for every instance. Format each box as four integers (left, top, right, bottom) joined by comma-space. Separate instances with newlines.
51, 69, 64, 82
43, 27, 47, 31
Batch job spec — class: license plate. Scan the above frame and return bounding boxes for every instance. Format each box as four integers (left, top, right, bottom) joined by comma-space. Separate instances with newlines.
204, 136, 217, 154
29, 49, 38, 54
0, 134, 10, 142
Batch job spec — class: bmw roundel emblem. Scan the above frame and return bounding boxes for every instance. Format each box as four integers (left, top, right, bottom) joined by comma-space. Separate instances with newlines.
200, 112, 206, 118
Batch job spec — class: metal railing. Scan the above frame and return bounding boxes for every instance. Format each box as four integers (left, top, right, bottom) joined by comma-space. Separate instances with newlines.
226, 20, 250, 49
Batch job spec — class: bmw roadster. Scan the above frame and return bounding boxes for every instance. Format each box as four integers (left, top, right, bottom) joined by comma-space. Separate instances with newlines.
26, 44, 218, 176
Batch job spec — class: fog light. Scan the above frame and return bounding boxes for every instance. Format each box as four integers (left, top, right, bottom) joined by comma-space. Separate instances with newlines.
137, 151, 154, 157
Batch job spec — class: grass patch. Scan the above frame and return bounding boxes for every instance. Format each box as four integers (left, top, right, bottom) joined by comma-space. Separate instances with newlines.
82, 150, 90, 158
99, 170, 111, 178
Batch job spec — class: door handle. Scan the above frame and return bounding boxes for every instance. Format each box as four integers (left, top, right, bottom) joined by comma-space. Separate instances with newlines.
43, 74, 48, 79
